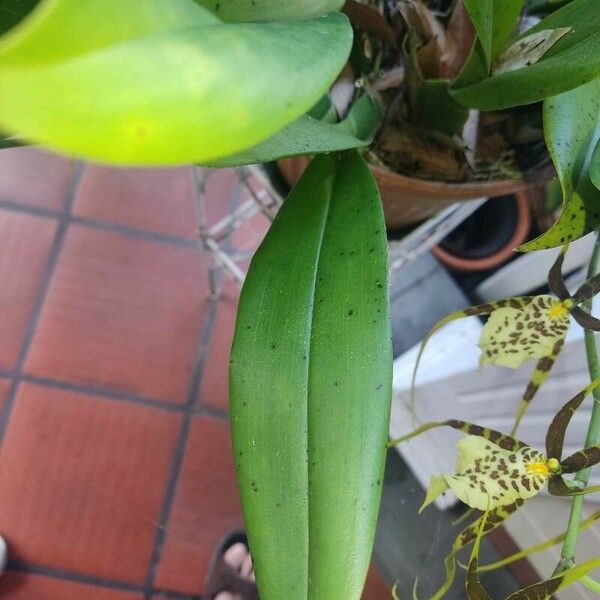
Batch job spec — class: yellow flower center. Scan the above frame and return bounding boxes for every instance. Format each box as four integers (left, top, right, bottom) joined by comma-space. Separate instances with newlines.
548, 301, 570, 319
526, 461, 551, 476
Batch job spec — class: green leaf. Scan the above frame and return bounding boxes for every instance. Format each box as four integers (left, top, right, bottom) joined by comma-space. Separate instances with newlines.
0, 0, 39, 35
414, 79, 469, 136
519, 79, 600, 251
207, 95, 382, 167
0, 0, 352, 165
195, 0, 344, 21
591, 138, 600, 190
229, 150, 392, 600
462, 0, 524, 71
452, 0, 600, 110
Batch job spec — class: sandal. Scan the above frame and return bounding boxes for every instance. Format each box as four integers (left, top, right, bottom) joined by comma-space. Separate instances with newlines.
204, 530, 259, 600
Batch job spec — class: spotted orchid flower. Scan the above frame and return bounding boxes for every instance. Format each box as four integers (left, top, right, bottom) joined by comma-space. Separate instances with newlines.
390, 377, 600, 600
412, 245, 600, 435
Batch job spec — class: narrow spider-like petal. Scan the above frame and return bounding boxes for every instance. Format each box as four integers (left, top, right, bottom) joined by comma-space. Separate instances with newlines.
504, 555, 600, 599
511, 337, 565, 436
545, 376, 600, 459
570, 306, 600, 331
466, 511, 493, 600
389, 419, 527, 452
561, 444, 600, 473
547, 244, 570, 301
418, 500, 524, 600
548, 476, 600, 497
573, 270, 600, 304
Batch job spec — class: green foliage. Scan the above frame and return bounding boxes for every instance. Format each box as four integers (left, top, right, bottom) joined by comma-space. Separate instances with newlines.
229, 150, 392, 600
519, 79, 600, 251
207, 94, 382, 167
0, 0, 38, 35
195, 0, 344, 21
0, 0, 352, 164
462, 0, 524, 71
452, 0, 600, 109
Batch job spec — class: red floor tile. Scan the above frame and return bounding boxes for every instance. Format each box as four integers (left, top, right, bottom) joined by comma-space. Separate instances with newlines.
0, 572, 142, 600
26, 225, 209, 402
0, 379, 11, 413
0, 147, 75, 210
0, 383, 182, 582
155, 416, 243, 595
362, 564, 390, 600
74, 166, 198, 238
197, 280, 240, 412
0, 211, 58, 370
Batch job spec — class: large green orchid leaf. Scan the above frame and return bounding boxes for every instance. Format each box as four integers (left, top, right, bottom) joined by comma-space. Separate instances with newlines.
0, 0, 38, 35
195, 0, 344, 21
462, 0, 524, 71
207, 94, 382, 167
452, 0, 600, 110
519, 79, 600, 251
0, 0, 352, 165
230, 150, 392, 600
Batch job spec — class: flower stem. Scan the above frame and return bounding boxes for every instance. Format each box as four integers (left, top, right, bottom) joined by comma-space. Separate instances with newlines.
554, 233, 600, 575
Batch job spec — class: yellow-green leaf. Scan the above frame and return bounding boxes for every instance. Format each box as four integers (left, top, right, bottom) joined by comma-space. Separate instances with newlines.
519, 79, 600, 251
195, 0, 345, 21
0, 0, 352, 164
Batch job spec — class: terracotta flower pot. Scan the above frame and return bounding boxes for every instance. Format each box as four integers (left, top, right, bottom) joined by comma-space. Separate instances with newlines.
277, 156, 544, 229
431, 190, 532, 272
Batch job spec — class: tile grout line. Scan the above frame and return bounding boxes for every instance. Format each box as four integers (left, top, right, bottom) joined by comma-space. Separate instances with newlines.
143, 294, 220, 599
9, 559, 205, 599
0, 161, 84, 447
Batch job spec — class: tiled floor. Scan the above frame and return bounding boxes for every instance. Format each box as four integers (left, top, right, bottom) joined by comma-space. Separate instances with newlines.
0, 148, 389, 598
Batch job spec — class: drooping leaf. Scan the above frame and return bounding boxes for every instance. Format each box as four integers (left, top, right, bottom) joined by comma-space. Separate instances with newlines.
519, 79, 600, 251
195, 0, 344, 21
0, 0, 352, 165
492, 27, 571, 75
0, 0, 38, 35
452, 0, 600, 110
207, 94, 382, 168
230, 150, 391, 600
462, 0, 524, 71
